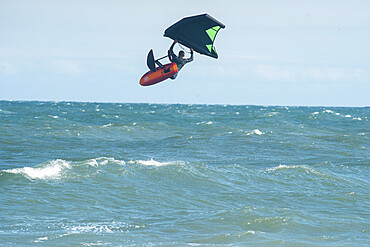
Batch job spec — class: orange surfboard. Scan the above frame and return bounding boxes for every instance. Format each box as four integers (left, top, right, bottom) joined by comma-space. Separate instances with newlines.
139, 63, 178, 86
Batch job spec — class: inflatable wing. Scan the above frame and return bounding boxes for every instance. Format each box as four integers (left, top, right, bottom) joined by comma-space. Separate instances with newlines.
164, 13, 225, 59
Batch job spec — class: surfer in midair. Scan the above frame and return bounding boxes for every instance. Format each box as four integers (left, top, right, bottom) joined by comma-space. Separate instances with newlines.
168, 40, 194, 79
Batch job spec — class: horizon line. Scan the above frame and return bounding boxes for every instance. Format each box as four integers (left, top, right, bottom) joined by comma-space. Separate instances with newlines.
0, 99, 368, 108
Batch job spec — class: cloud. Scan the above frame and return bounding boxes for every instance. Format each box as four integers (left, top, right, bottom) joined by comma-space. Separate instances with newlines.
305, 67, 344, 81
253, 65, 368, 83
52, 60, 84, 75
254, 65, 295, 81
0, 62, 16, 75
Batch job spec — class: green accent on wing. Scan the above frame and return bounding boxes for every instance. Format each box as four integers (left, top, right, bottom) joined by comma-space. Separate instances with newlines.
213, 26, 221, 32
213, 46, 217, 54
206, 25, 221, 42
206, 44, 213, 53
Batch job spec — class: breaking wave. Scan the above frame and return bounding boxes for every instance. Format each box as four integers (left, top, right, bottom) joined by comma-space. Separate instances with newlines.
1, 157, 186, 180
3, 159, 72, 180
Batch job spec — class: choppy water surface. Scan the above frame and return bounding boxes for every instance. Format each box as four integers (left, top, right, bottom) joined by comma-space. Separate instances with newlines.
0, 101, 369, 246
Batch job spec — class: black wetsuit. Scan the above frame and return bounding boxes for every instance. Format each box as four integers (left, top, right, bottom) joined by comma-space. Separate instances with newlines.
168, 43, 193, 79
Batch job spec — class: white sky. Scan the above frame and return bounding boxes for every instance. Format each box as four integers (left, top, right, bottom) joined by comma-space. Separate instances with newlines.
1, 0, 369, 106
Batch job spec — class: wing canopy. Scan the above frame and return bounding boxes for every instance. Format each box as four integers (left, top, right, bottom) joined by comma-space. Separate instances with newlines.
164, 14, 225, 59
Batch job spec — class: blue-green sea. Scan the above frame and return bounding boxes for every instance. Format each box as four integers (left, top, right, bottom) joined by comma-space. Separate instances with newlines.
0, 101, 369, 246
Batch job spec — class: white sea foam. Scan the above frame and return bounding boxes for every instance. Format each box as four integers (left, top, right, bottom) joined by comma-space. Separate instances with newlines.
316, 109, 339, 116
101, 123, 113, 128
238, 230, 256, 236
196, 121, 213, 125
69, 224, 113, 233
265, 164, 322, 176
246, 129, 264, 136
130, 158, 183, 167
34, 237, 48, 243
323, 110, 334, 114
63, 222, 143, 234
4, 159, 71, 180
85, 159, 100, 167
134, 159, 170, 167
85, 157, 125, 166
3, 157, 128, 180
265, 112, 279, 117
311, 110, 359, 120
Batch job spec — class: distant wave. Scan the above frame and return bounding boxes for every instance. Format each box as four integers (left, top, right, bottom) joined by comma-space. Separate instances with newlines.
84, 157, 126, 166
1, 157, 185, 180
311, 109, 365, 121
0, 109, 15, 114
235, 129, 265, 136
2, 158, 125, 180
196, 121, 213, 125
265, 164, 323, 175
246, 129, 264, 136
263, 164, 354, 185
128, 158, 186, 167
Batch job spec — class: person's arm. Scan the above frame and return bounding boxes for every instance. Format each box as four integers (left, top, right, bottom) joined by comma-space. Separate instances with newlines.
168, 40, 177, 54
168, 40, 177, 61
184, 48, 194, 63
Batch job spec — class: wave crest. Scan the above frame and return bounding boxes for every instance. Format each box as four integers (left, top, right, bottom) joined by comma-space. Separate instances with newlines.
1, 157, 185, 180
4, 159, 71, 180
265, 164, 323, 176
129, 158, 185, 167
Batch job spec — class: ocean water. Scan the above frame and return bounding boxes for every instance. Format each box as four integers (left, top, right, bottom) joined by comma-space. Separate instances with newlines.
0, 101, 369, 246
